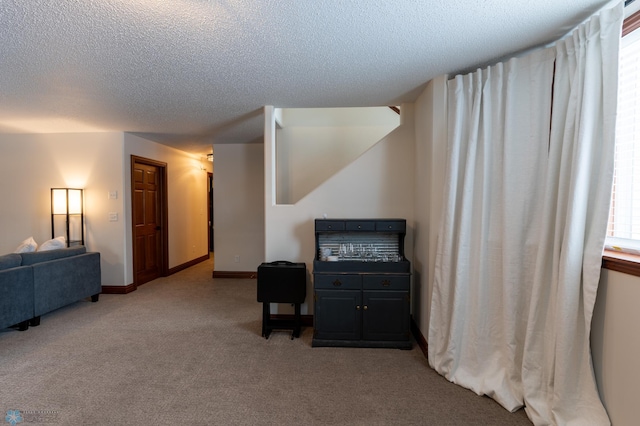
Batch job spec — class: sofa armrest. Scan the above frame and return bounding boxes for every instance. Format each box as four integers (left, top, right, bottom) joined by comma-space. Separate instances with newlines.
0, 266, 34, 330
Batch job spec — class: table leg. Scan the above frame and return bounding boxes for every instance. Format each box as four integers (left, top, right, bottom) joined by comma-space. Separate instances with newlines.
262, 302, 270, 339
293, 303, 301, 339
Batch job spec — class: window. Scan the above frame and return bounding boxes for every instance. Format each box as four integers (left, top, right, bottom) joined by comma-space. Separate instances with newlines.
606, 20, 640, 254
603, 8, 640, 275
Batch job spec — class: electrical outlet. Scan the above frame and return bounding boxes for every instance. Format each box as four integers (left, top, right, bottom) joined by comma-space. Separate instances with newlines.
234, 255, 240, 263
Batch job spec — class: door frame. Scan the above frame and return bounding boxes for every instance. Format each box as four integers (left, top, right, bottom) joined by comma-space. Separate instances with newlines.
208, 171, 213, 252
131, 155, 169, 286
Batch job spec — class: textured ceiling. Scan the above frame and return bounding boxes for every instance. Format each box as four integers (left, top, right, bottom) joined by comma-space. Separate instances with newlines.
0, 0, 615, 155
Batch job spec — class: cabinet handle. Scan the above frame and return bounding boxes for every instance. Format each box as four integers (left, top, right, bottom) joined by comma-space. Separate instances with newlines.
332, 280, 342, 287
363, 305, 368, 310
357, 225, 361, 229
356, 305, 360, 310
381, 280, 391, 287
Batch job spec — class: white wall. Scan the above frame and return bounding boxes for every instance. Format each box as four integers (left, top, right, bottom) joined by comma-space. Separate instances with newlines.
275, 107, 399, 204
212, 142, 265, 271
264, 105, 415, 315
0, 132, 126, 286
276, 127, 398, 204
123, 133, 211, 283
279, 107, 401, 127
592, 269, 640, 426
412, 76, 448, 336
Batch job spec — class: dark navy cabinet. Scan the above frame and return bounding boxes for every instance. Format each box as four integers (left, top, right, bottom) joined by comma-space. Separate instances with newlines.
312, 219, 411, 349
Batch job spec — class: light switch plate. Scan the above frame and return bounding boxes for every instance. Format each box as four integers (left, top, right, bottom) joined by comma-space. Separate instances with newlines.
108, 212, 118, 222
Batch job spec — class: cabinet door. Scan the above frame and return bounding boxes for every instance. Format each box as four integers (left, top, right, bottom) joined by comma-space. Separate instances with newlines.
314, 289, 362, 341
362, 290, 410, 342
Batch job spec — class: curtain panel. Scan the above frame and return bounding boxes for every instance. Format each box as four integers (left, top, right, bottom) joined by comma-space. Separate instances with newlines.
428, 3, 623, 425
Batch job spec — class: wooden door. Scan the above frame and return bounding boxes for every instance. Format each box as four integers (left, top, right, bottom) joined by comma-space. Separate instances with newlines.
132, 158, 167, 286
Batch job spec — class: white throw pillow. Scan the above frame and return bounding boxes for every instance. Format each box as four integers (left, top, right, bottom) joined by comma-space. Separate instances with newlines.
37, 236, 66, 252
14, 236, 38, 253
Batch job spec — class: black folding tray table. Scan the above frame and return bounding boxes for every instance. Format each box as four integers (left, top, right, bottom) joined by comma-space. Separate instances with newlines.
257, 261, 306, 339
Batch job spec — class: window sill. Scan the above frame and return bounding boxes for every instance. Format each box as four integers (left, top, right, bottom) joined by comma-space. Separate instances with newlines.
602, 250, 640, 277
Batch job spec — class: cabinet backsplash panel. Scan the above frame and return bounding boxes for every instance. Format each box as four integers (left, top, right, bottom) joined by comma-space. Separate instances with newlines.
317, 233, 399, 260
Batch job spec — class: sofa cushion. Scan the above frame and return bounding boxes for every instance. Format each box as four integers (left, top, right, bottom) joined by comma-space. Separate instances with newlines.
0, 253, 22, 271
37, 236, 66, 252
20, 246, 87, 266
14, 236, 38, 253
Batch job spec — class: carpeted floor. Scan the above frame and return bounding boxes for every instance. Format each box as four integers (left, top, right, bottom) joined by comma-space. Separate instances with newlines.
0, 257, 532, 425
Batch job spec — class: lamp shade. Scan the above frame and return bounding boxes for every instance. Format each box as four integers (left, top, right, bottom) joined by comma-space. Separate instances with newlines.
68, 189, 83, 214
52, 188, 68, 214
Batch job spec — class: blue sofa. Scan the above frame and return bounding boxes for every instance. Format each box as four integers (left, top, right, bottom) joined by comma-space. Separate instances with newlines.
0, 246, 101, 331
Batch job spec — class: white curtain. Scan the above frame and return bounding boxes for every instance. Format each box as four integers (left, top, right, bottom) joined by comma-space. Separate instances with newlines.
428, 3, 623, 425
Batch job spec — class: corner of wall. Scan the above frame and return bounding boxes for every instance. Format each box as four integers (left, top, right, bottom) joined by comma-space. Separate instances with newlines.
412, 75, 448, 343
